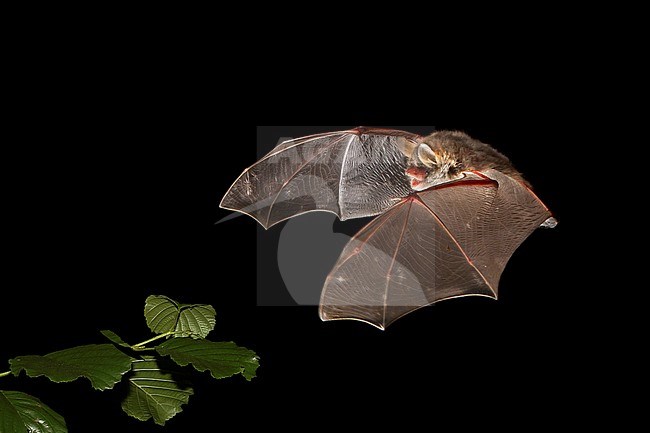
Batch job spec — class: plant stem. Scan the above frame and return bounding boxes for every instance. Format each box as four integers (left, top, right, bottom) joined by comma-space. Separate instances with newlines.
131, 346, 157, 352
131, 332, 174, 349
0, 371, 11, 378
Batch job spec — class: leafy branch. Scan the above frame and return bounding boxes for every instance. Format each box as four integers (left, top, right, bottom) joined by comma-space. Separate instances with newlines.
0, 295, 259, 432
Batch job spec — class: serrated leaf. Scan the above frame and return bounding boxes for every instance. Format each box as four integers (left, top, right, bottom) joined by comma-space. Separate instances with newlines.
144, 295, 216, 338
156, 338, 259, 381
144, 296, 179, 335
121, 356, 194, 426
100, 330, 130, 348
9, 344, 134, 390
0, 390, 67, 433
176, 304, 217, 338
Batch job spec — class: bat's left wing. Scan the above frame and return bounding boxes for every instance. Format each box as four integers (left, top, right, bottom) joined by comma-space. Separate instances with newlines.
320, 171, 554, 330
220, 128, 419, 229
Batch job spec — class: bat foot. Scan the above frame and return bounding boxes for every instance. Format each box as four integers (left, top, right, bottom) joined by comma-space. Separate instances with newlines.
541, 217, 558, 228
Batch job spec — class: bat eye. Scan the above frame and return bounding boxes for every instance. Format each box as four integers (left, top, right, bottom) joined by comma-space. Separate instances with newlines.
448, 163, 463, 175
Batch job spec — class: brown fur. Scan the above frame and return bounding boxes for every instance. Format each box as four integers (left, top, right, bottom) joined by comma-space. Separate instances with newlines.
421, 131, 526, 183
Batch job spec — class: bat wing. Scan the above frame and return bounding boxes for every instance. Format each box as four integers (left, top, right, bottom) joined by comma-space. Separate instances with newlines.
220, 128, 420, 229
319, 171, 554, 330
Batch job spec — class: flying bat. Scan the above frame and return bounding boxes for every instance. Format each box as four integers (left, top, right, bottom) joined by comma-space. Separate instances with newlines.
221, 127, 556, 329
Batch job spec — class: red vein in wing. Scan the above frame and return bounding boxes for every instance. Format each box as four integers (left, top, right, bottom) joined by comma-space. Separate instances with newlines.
471, 170, 492, 180
521, 182, 552, 213
265, 133, 351, 227
414, 191, 497, 297
431, 178, 498, 191
475, 170, 552, 214
382, 200, 413, 328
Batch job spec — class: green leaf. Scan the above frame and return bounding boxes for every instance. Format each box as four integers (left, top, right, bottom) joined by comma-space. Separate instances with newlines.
100, 330, 130, 348
156, 338, 259, 381
0, 390, 67, 433
9, 344, 134, 391
121, 356, 193, 426
144, 295, 216, 339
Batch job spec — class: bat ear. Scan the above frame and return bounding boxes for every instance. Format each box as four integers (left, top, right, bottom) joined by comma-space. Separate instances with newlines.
418, 144, 437, 167
396, 137, 419, 158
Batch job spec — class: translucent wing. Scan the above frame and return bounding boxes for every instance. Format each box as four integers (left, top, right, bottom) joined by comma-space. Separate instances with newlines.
220, 128, 420, 229
319, 171, 553, 330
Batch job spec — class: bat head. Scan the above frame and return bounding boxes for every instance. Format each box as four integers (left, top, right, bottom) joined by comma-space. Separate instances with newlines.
405, 143, 465, 191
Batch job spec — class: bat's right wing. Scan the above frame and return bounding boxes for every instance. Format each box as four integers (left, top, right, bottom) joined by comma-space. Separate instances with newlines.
320, 171, 554, 330
220, 128, 420, 229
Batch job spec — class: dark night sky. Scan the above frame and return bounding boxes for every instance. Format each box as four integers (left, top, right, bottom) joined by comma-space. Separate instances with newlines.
2, 50, 586, 431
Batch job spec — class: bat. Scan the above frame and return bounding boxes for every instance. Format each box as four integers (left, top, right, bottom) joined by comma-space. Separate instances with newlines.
221, 127, 556, 330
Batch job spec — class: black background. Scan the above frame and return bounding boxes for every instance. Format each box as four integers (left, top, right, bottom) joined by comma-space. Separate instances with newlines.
1, 51, 584, 430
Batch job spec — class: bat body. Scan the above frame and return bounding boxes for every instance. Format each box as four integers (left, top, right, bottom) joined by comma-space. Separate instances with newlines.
222, 127, 556, 329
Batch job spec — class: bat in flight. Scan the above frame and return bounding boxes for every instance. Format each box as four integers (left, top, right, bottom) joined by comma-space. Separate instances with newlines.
221, 127, 556, 330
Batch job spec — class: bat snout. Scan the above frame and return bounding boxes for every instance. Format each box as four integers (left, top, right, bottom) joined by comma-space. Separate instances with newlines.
406, 167, 430, 190
406, 166, 428, 181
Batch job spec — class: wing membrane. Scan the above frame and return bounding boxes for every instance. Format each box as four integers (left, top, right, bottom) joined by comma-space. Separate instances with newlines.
221, 128, 419, 229
320, 172, 552, 329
